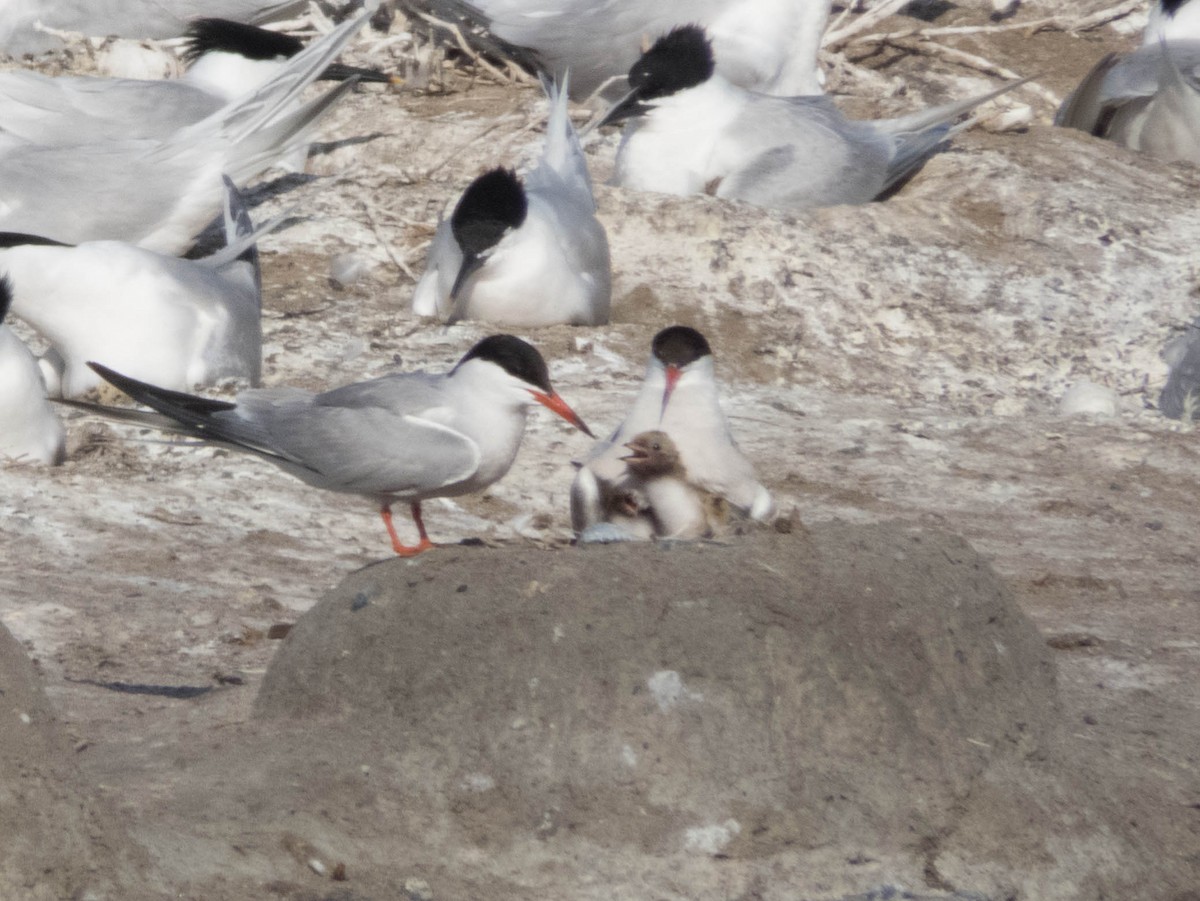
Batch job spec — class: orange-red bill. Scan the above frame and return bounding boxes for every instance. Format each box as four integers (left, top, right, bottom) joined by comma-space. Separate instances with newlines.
532, 390, 594, 438
660, 364, 681, 420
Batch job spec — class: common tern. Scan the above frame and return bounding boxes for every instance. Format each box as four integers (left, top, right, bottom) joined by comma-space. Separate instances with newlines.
0, 277, 66, 465
597, 25, 1027, 211
0, 176, 277, 399
0, 0, 307, 56
0, 18, 398, 147
70, 335, 593, 556
616, 430, 728, 539
1055, 40, 1200, 166
412, 76, 611, 327
401, 0, 830, 100
0, 10, 371, 253
571, 325, 773, 537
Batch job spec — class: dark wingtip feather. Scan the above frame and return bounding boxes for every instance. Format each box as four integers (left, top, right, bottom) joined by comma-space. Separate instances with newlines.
182, 18, 304, 65
87, 363, 237, 418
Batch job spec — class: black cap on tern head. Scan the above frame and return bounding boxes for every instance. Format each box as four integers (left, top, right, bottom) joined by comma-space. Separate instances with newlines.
652, 325, 712, 369
451, 168, 528, 256
447, 169, 528, 302
1161, 0, 1187, 16
629, 25, 715, 100
595, 25, 714, 128
182, 18, 397, 83
457, 334, 553, 393
183, 19, 304, 64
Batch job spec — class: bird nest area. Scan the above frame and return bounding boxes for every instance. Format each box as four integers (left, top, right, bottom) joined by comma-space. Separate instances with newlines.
1, 2, 1199, 899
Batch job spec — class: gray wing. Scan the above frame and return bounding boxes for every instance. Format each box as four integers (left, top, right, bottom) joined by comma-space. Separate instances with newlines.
719, 95, 890, 209
234, 374, 482, 496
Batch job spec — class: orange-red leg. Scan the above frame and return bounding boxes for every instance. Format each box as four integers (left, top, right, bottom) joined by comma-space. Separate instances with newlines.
380, 502, 435, 557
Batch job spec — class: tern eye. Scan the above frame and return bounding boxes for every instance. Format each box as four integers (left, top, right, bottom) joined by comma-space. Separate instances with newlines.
651, 441, 661, 451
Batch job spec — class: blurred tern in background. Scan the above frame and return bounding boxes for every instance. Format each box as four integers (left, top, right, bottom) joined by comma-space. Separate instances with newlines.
0, 177, 278, 399
615, 430, 729, 539
0, 10, 373, 253
1145, 0, 1200, 43
0, 0, 309, 55
0, 276, 66, 466
400, 0, 830, 100
571, 325, 773, 538
0, 18, 400, 147
597, 25, 1027, 211
68, 335, 593, 556
412, 76, 611, 327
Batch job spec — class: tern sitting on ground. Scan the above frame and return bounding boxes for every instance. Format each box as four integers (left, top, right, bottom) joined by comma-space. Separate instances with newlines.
412, 75, 611, 328
0, 10, 372, 254
400, 0, 831, 100
571, 325, 773, 539
68, 335, 593, 556
0, 177, 278, 399
0, 18, 399, 147
0, 277, 66, 466
596, 25, 1027, 211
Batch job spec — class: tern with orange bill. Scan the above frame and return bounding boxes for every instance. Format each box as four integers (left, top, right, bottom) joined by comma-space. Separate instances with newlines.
67, 335, 593, 556
570, 325, 773, 538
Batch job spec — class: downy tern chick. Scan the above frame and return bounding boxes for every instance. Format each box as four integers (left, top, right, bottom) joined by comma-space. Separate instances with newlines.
0, 18, 399, 147
0, 177, 279, 399
401, 0, 831, 99
571, 325, 773, 537
0, 10, 371, 253
412, 75, 611, 327
0, 277, 66, 466
616, 429, 729, 539
70, 335, 594, 556
597, 25, 1028, 211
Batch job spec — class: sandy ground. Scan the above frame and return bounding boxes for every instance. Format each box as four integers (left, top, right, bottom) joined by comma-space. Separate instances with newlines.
1, 0, 1199, 898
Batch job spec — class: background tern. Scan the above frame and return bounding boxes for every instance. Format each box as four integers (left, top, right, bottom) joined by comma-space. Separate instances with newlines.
0, 276, 66, 466
571, 325, 773, 537
0, 10, 371, 253
0, 176, 278, 399
412, 76, 611, 327
400, 0, 830, 100
0, 0, 308, 56
68, 335, 593, 556
597, 25, 1027, 211
0, 18, 399, 147
1055, 39, 1200, 166
1146, 0, 1200, 43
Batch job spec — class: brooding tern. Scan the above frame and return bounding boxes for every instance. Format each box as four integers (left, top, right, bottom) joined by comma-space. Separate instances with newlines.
0, 18, 398, 147
70, 335, 593, 556
0, 10, 372, 253
412, 76, 611, 327
597, 25, 1027, 211
0, 276, 66, 466
571, 325, 773, 538
0, 176, 277, 399
402, 0, 830, 100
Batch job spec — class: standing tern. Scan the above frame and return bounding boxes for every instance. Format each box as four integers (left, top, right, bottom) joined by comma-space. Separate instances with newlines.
0, 18, 399, 147
401, 0, 830, 100
571, 325, 773, 537
412, 76, 611, 327
0, 176, 277, 399
1055, 40, 1200, 166
596, 25, 1027, 211
0, 10, 372, 253
69, 335, 593, 556
0, 277, 66, 466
